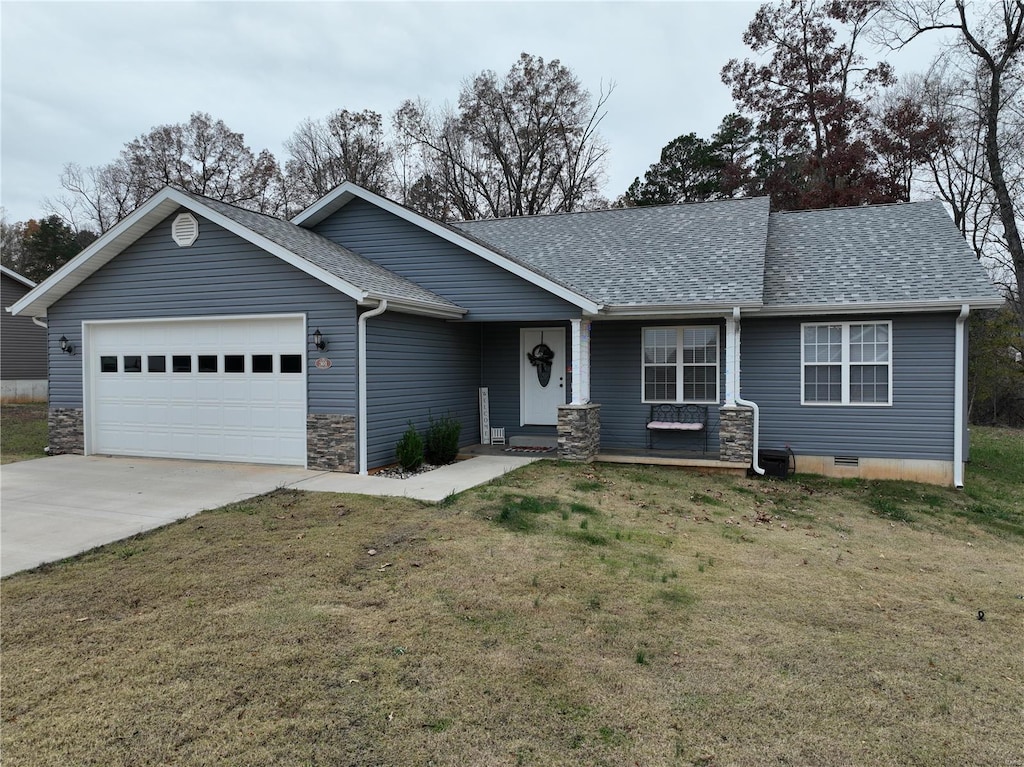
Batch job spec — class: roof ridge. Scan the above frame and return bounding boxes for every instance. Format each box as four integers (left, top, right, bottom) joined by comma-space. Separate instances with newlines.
456, 195, 771, 225
770, 199, 939, 216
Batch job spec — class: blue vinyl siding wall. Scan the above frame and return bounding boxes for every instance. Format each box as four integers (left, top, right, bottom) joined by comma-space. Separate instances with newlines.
365, 312, 480, 468
47, 211, 357, 413
311, 198, 582, 321
1, 273, 47, 380
590, 320, 726, 453
740, 314, 956, 461
481, 322, 569, 440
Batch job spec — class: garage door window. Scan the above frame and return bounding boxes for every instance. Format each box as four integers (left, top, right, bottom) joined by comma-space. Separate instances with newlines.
124, 355, 143, 373
281, 354, 303, 373
148, 356, 166, 373
101, 356, 117, 373
198, 355, 218, 373
225, 355, 245, 373
253, 354, 273, 373
172, 355, 191, 373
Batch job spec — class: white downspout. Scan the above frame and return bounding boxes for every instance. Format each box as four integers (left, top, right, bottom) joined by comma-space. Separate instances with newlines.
953, 304, 969, 489
31, 316, 48, 329
732, 307, 765, 475
357, 300, 388, 475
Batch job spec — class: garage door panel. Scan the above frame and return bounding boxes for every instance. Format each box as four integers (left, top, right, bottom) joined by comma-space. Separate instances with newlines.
89, 317, 307, 466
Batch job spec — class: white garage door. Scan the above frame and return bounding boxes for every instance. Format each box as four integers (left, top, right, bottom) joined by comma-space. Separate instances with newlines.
87, 316, 307, 466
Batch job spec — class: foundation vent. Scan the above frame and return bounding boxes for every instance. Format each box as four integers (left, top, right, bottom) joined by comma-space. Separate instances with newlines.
172, 213, 199, 247
834, 456, 860, 468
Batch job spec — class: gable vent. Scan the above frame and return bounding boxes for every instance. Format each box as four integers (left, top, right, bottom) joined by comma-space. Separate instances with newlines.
171, 213, 199, 247
834, 456, 860, 468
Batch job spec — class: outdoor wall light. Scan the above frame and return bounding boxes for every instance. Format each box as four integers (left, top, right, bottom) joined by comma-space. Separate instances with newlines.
59, 335, 75, 355
313, 328, 327, 351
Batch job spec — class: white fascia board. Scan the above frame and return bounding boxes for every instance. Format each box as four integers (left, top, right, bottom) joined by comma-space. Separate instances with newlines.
10, 191, 185, 317
1, 265, 36, 289
10, 187, 371, 317
364, 294, 467, 319
594, 302, 763, 320
756, 297, 1006, 317
293, 182, 603, 315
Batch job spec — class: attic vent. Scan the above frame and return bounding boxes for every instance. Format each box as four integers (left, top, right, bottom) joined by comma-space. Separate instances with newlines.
172, 213, 199, 247
834, 456, 860, 468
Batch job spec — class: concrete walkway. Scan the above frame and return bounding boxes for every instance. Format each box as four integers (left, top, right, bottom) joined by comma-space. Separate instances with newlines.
0, 453, 537, 577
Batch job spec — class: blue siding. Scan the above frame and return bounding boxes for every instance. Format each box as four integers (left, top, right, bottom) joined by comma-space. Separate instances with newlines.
481, 322, 569, 441
365, 313, 480, 468
311, 198, 582, 321
1, 274, 47, 380
741, 314, 956, 461
591, 320, 725, 453
47, 211, 357, 413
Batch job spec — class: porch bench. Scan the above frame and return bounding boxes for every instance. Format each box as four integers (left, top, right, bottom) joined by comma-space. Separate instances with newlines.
646, 404, 708, 452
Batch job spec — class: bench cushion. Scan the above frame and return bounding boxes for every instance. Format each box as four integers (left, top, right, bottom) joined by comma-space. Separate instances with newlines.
647, 421, 704, 431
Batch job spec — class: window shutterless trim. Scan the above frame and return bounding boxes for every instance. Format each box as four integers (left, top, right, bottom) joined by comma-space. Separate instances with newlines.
800, 321, 893, 406
641, 325, 720, 405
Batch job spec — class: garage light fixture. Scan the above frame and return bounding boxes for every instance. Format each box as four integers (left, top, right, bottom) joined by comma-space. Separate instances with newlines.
313, 328, 327, 351
59, 335, 75, 355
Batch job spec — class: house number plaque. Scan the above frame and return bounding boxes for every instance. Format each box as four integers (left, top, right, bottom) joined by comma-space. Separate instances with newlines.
315, 357, 332, 369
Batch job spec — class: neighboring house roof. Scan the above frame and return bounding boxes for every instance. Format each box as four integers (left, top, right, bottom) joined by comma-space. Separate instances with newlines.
1, 265, 36, 292
761, 201, 1003, 314
11, 187, 464, 319
292, 182, 603, 314
454, 197, 770, 313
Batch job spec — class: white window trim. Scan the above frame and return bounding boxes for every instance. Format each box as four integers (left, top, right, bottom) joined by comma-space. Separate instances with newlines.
641, 325, 720, 405
800, 321, 893, 406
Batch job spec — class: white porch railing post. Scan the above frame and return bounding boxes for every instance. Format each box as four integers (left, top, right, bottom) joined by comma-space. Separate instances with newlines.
723, 314, 737, 407
571, 318, 592, 405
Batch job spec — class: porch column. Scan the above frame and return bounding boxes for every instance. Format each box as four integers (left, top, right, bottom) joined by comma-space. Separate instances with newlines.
723, 313, 738, 407
570, 318, 592, 405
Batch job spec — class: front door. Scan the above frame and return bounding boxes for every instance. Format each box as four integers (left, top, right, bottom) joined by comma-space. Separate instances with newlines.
521, 327, 566, 425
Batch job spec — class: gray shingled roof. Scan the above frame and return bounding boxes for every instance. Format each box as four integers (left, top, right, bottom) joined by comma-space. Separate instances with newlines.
454, 197, 770, 308
763, 201, 1002, 307
183, 191, 460, 312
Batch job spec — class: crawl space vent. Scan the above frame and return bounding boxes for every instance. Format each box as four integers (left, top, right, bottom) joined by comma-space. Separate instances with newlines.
171, 213, 199, 247
833, 456, 860, 468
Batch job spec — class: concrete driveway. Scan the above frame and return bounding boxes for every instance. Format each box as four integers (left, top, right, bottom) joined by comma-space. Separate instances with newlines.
0, 455, 322, 577
1, 453, 538, 578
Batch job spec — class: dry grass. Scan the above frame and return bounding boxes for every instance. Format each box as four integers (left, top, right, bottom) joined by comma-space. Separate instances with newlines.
2, 428, 1022, 766
0, 403, 47, 464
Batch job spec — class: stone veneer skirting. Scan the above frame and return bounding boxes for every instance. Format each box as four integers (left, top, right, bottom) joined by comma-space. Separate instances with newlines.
307, 413, 356, 472
718, 406, 753, 465
48, 407, 85, 455
557, 403, 601, 462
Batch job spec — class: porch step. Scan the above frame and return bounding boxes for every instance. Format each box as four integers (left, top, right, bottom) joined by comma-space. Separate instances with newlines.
509, 435, 558, 449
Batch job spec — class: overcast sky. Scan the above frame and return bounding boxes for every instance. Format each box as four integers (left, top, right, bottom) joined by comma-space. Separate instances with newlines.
1, 1, 942, 225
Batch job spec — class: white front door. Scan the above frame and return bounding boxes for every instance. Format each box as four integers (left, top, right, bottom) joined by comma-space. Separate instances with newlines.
521, 327, 566, 425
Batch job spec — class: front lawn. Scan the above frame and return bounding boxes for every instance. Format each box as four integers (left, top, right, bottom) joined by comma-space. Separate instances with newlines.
1, 427, 1022, 766
0, 402, 47, 464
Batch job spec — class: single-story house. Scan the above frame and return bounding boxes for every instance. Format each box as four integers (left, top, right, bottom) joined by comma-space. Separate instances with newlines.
11, 183, 1002, 487
2, 265, 48, 401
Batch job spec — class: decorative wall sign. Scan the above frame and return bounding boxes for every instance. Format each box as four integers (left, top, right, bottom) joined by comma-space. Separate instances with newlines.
314, 357, 332, 369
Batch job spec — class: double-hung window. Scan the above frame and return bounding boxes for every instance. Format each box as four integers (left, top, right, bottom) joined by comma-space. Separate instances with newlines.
642, 326, 719, 403
802, 321, 892, 405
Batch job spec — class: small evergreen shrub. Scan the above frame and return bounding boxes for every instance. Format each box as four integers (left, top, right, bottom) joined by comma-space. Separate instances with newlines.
395, 421, 424, 471
424, 411, 462, 465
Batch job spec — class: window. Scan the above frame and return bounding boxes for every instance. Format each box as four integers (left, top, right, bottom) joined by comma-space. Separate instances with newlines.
252, 354, 273, 373
224, 355, 245, 373
123, 355, 142, 373
198, 355, 218, 373
802, 322, 891, 405
100, 356, 118, 373
172, 355, 191, 373
642, 326, 719, 403
148, 355, 166, 373
280, 354, 302, 374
